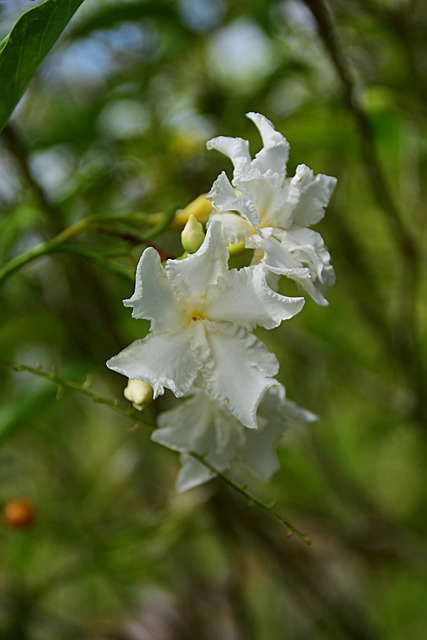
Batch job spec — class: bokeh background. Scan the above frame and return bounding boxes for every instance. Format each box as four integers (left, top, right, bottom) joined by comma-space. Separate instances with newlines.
1, 0, 427, 638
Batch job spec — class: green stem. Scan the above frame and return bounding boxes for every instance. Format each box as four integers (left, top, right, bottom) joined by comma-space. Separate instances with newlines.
0, 207, 178, 286
0, 359, 154, 430
0, 239, 134, 285
190, 451, 311, 543
0, 358, 310, 544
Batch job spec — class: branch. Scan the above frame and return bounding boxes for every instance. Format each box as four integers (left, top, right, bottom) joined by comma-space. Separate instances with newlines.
302, 0, 415, 257
302, 0, 426, 420
0, 237, 134, 286
0, 359, 310, 544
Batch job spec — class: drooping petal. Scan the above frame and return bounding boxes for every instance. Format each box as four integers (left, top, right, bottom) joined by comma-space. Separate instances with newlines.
206, 172, 261, 230
202, 323, 279, 429
240, 385, 316, 480
247, 234, 310, 279
251, 231, 334, 306
283, 227, 335, 284
246, 112, 290, 177
239, 427, 282, 480
206, 135, 251, 173
106, 329, 199, 398
166, 219, 229, 298
286, 164, 337, 227
206, 264, 304, 330
154, 390, 245, 492
279, 399, 318, 424
154, 389, 246, 459
175, 455, 215, 493
123, 247, 183, 331
153, 391, 214, 453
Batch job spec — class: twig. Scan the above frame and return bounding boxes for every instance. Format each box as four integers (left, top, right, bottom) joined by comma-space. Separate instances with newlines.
2, 124, 63, 233
302, 0, 415, 256
302, 0, 425, 421
0, 358, 310, 544
189, 451, 311, 544
0, 237, 134, 285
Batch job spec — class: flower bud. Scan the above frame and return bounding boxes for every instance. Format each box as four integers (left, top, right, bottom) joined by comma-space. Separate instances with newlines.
181, 214, 205, 253
174, 194, 213, 228
227, 241, 246, 255
124, 379, 153, 410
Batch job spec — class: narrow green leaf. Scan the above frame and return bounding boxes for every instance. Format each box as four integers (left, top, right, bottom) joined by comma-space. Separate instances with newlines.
0, 0, 86, 134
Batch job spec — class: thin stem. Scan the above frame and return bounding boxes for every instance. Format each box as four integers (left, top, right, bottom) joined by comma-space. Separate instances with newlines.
0, 238, 134, 285
302, 0, 415, 256
303, 0, 425, 421
0, 205, 179, 286
0, 359, 152, 429
0, 359, 310, 544
187, 452, 310, 544
2, 125, 62, 233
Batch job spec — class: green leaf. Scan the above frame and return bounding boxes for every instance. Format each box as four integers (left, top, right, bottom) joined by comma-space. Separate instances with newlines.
0, 0, 86, 134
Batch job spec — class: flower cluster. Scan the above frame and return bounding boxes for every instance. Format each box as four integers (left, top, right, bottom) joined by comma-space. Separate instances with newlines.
107, 113, 336, 492
207, 112, 337, 306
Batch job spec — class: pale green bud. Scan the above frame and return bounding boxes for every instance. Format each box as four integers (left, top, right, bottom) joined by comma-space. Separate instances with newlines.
181, 214, 205, 253
124, 379, 153, 411
227, 241, 246, 255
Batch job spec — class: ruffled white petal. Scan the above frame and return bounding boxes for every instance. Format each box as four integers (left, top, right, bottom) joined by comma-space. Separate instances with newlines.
166, 219, 229, 299
251, 230, 334, 306
206, 114, 337, 306
207, 212, 253, 245
283, 227, 335, 281
153, 390, 245, 492
153, 384, 317, 491
246, 112, 290, 177
206, 136, 251, 173
206, 172, 261, 230
106, 329, 199, 398
280, 227, 335, 305
202, 323, 279, 428
153, 390, 214, 453
240, 385, 316, 480
123, 247, 184, 331
247, 234, 310, 278
238, 385, 286, 478
206, 264, 304, 330
234, 172, 284, 227
286, 164, 337, 227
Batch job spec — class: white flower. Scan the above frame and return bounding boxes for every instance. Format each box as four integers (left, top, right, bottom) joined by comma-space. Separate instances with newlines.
107, 220, 304, 428
152, 386, 317, 493
206, 112, 337, 305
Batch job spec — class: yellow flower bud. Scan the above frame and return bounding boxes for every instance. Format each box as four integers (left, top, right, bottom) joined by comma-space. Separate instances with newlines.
227, 241, 246, 255
181, 214, 206, 253
173, 194, 213, 228
124, 379, 153, 411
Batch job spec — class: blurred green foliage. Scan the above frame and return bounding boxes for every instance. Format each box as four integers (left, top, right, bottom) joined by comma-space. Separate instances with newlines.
1, 0, 427, 638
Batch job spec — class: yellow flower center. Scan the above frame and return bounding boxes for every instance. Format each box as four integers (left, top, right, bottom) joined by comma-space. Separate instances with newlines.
189, 311, 205, 322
